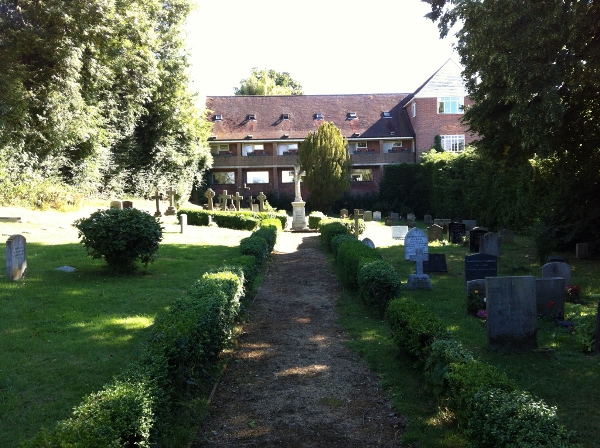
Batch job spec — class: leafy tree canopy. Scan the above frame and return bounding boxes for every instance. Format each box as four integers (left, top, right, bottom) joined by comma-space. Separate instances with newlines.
234, 68, 303, 95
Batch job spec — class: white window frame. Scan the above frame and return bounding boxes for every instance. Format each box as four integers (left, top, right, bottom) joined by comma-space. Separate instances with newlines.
282, 170, 294, 183
277, 143, 299, 155
212, 144, 229, 154
247, 171, 269, 184
242, 143, 264, 156
438, 96, 464, 114
440, 134, 465, 152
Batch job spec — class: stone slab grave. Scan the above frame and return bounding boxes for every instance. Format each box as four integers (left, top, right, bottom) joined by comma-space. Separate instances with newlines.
427, 224, 443, 242
464, 253, 498, 285
480, 232, 501, 257
0, 217, 22, 223
406, 247, 433, 290
469, 227, 489, 253
536, 277, 565, 319
373, 211, 382, 222
363, 211, 373, 222
486, 276, 538, 352
499, 229, 514, 244
6, 234, 26, 280
423, 253, 447, 273
404, 227, 429, 261
542, 261, 571, 287
392, 226, 409, 244
462, 219, 477, 231
448, 222, 466, 244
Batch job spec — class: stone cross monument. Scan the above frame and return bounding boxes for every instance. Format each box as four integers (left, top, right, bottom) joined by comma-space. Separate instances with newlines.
165, 186, 176, 216
205, 188, 215, 210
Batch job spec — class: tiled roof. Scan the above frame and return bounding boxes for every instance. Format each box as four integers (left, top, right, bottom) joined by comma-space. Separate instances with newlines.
206, 94, 414, 141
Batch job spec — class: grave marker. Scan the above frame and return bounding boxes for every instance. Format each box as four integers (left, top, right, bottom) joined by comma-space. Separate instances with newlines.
361, 237, 375, 249
363, 211, 373, 222
218, 190, 232, 211
205, 188, 216, 210
340, 208, 348, 218
404, 227, 429, 261
536, 277, 565, 319
542, 262, 571, 287
469, 227, 488, 252
448, 222, 466, 244
232, 192, 243, 211
373, 211, 381, 222
110, 200, 123, 210
257, 192, 267, 212
352, 209, 363, 238
423, 253, 447, 273
390, 212, 399, 221
385, 216, 393, 226
465, 253, 498, 283
165, 187, 177, 216
406, 247, 433, 290
179, 213, 187, 234
462, 219, 477, 231
392, 226, 409, 244
152, 190, 163, 217
427, 224, 443, 242
122, 200, 133, 209
576, 243, 589, 260
480, 232, 501, 257
424, 214, 433, 225
6, 234, 26, 280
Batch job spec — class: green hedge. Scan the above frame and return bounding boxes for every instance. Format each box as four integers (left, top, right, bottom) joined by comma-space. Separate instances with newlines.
336, 239, 381, 290
330, 234, 358, 260
178, 208, 288, 230
357, 259, 401, 316
308, 211, 325, 229
240, 236, 270, 264
319, 220, 349, 250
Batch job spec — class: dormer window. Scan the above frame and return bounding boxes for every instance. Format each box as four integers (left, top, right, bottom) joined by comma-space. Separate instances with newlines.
347, 112, 357, 120
214, 114, 223, 122
281, 113, 290, 120
247, 114, 256, 121
390, 131, 396, 136
315, 113, 323, 120
382, 112, 392, 118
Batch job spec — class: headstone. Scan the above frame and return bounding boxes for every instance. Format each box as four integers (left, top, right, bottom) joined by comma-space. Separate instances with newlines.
480, 232, 501, 257
466, 279, 486, 314
232, 192, 243, 211
546, 255, 568, 263
122, 200, 133, 209
423, 253, 448, 273
407, 213, 416, 221
486, 276, 538, 352
110, 200, 123, 209
247, 195, 254, 210
205, 188, 216, 211
469, 227, 488, 252
498, 229, 514, 244
406, 218, 416, 228
427, 224, 443, 242
152, 190, 163, 217
218, 190, 232, 211
352, 209, 363, 238
462, 219, 477, 231
179, 213, 187, 234
464, 253, 498, 283
424, 214, 433, 225
6, 234, 26, 280
542, 262, 571, 287
448, 222, 467, 244
252, 204, 260, 212
434, 219, 451, 231
55, 266, 76, 272
576, 243, 589, 260
392, 226, 409, 243
390, 212, 399, 221
257, 192, 267, 212
385, 216, 393, 226
404, 227, 429, 261
373, 211, 382, 222
361, 237, 375, 249
363, 211, 373, 222
165, 187, 177, 216
536, 277, 566, 319
340, 208, 349, 219
406, 248, 433, 290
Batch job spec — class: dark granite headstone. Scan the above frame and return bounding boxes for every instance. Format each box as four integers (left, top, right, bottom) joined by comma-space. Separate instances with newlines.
448, 222, 466, 244
469, 227, 488, 252
465, 253, 498, 283
423, 253, 448, 273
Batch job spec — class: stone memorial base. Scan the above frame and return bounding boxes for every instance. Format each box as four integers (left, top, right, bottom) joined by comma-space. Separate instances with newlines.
406, 274, 432, 290
291, 201, 308, 231
165, 207, 176, 216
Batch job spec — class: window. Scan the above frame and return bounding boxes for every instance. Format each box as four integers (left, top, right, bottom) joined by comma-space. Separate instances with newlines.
214, 114, 222, 121
438, 97, 464, 114
357, 141, 368, 149
243, 143, 264, 156
247, 114, 256, 121
277, 143, 299, 155
282, 170, 294, 183
247, 171, 269, 184
212, 144, 230, 154
412, 102, 416, 117
383, 111, 392, 118
441, 134, 465, 152
281, 113, 290, 120
315, 113, 323, 120
212, 171, 235, 184
347, 112, 357, 119
348, 142, 368, 153
351, 169, 373, 182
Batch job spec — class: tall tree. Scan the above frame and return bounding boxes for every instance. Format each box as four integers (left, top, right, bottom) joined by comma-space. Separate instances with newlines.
234, 68, 303, 95
422, 0, 600, 247
299, 122, 352, 212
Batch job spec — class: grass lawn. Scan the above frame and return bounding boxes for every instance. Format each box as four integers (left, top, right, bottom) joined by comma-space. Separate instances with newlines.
336, 222, 600, 448
0, 205, 251, 447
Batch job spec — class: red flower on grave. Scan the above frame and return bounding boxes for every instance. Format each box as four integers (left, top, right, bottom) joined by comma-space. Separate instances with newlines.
547, 301, 555, 308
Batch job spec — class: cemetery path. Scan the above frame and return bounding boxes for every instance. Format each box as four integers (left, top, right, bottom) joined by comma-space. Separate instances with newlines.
193, 230, 403, 447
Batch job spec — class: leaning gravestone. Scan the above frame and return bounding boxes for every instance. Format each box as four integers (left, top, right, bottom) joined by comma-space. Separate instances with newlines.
6, 234, 27, 280
373, 211, 382, 222
536, 277, 566, 319
480, 232, 501, 257
423, 253, 447, 273
363, 211, 373, 222
542, 262, 571, 287
392, 226, 409, 244
469, 227, 488, 253
465, 253, 498, 283
404, 227, 429, 261
427, 224, 443, 242
448, 222, 466, 244
406, 247, 433, 290
486, 276, 538, 352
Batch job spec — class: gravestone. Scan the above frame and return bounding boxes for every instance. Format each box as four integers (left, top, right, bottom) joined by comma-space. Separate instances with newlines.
407, 213, 416, 221
424, 214, 433, 225
219, 190, 232, 211
152, 190, 164, 217
257, 192, 267, 212
363, 211, 373, 222
480, 232, 501, 257
423, 253, 448, 273
469, 227, 488, 252
406, 218, 416, 228
165, 187, 177, 216
536, 277, 566, 319
373, 211, 382, 222
385, 216, 393, 226
499, 229, 514, 244
462, 219, 477, 231
392, 226, 409, 244
361, 237, 375, 249
542, 262, 571, 287
434, 219, 451, 231
547, 255, 568, 263
465, 253, 498, 283
486, 276, 538, 352
466, 279, 486, 314
404, 227, 429, 261
406, 247, 433, 290
205, 188, 216, 210
448, 222, 466, 244
576, 243, 589, 260
122, 200, 133, 209
179, 213, 187, 234
427, 224, 444, 242
6, 234, 26, 280
352, 209, 363, 238
340, 208, 348, 218
390, 212, 399, 221
110, 200, 123, 209
232, 192, 243, 211
55, 266, 76, 272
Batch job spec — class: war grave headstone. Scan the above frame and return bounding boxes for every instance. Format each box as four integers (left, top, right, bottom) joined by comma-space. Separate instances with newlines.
373, 211, 382, 222
465, 253, 498, 284
363, 211, 373, 222
542, 261, 571, 287
486, 276, 538, 352
406, 247, 433, 290
361, 237, 375, 249
110, 200, 123, 209
576, 243, 589, 260
152, 190, 164, 217
462, 219, 477, 231
390, 212, 399, 221
392, 226, 409, 244
448, 222, 466, 244
480, 232, 501, 257
340, 208, 349, 218
498, 229, 514, 244
424, 214, 433, 225
469, 227, 488, 252
6, 234, 26, 280
404, 227, 429, 261
205, 188, 216, 211
536, 277, 565, 319
122, 200, 133, 209
179, 213, 187, 234
165, 187, 177, 216
423, 253, 448, 273
427, 224, 443, 242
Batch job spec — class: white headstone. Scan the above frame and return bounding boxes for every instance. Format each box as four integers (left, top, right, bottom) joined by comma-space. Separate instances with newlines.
404, 227, 429, 261
6, 234, 27, 280
406, 247, 433, 290
392, 226, 409, 243
373, 211, 382, 222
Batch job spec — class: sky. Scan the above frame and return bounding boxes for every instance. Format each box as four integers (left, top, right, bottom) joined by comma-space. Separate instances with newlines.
185, 0, 459, 100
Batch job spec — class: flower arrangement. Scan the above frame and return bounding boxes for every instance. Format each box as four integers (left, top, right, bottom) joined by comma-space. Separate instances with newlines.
565, 285, 581, 303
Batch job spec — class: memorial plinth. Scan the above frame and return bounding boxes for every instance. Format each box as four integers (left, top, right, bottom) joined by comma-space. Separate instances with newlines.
291, 201, 308, 231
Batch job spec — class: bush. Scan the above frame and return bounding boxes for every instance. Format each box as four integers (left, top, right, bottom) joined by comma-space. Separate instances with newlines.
319, 221, 350, 250
571, 310, 597, 353
467, 388, 575, 447
308, 211, 326, 229
177, 208, 288, 230
228, 255, 259, 291
424, 338, 473, 398
336, 239, 381, 289
253, 224, 279, 252
240, 236, 270, 264
73, 208, 163, 272
330, 234, 358, 260
386, 298, 451, 361
358, 260, 401, 316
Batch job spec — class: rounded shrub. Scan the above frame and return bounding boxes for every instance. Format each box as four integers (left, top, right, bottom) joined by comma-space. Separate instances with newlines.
424, 338, 474, 398
357, 259, 401, 316
253, 226, 278, 252
336, 240, 381, 289
319, 221, 349, 250
73, 208, 163, 272
330, 233, 358, 260
240, 236, 270, 264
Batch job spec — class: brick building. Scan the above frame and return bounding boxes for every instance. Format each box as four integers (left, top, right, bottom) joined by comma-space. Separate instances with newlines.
205, 59, 476, 201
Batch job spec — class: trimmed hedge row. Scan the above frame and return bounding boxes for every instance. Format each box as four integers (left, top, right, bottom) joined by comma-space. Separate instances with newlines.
386, 297, 576, 447
178, 208, 288, 230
